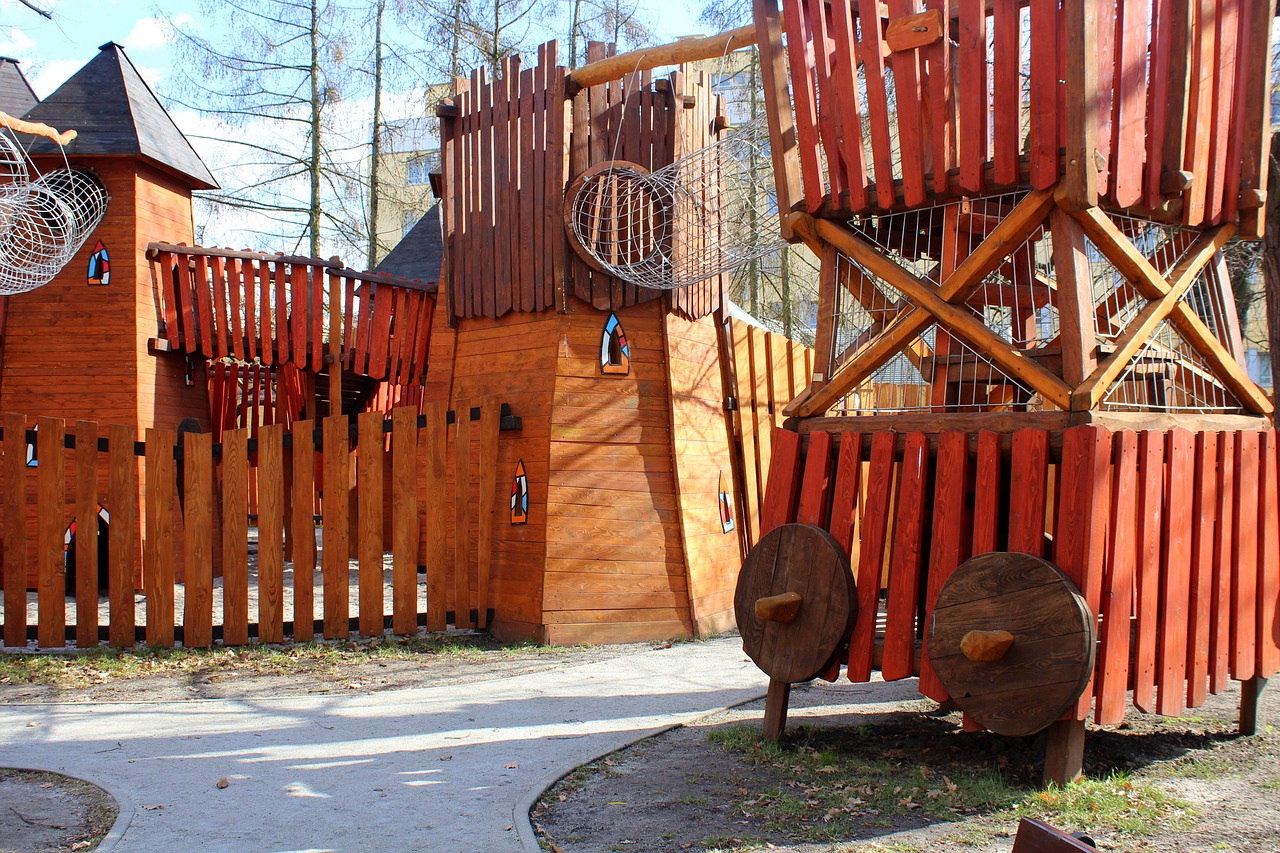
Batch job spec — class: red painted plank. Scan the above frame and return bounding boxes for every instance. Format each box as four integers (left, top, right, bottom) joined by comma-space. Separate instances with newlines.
807, 0, 848, 204
1203, 0, 1238, 224
1133, 430, 1166, 712
1029, 0, 1060, 188
918, 431, 969, 701
759, 427, 803, 535
796, 430, 833, 527
827, 433, 862, 555
887, 0, 928, 206
227, 257, 245, 361
1112, 0, 1151, 207
923, 0, 954, 195
1093, 0, 1116, 197
1053, 424, 1112, 721
957, 0, 989, 193
310, 263, 324, 373
244, 258, 258, 362
848, 430, 896, 683
1096, 429, 1138, 725
290, 264, 308, 367
367, 285, 393, 380
883, 432, 929, 681
858, 0, 898, 208
194, 254, 215, 358
158, 251, 181, 347
991, 0, 1021, 185
1186, 431, 1220, 708
971, 430, 1002, 554
828, 0, 870, 209
1007, 428, 1049, 556
1259, 430, 1280, 678
2, 412, 28, 648
1232, 430, 1260, 681
1210, 431, 1236, 693
210, 255, 229, 359
272, 261, 289, 365
1144, 0, 1175, 208
782, 0, 827, 209
1157, 428, 1194, 716
1181, 0, 1217, 226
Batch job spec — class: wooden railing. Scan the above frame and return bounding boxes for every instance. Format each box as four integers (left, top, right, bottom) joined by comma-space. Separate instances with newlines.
762, 0, 1274, 230
0, 403, 506, 649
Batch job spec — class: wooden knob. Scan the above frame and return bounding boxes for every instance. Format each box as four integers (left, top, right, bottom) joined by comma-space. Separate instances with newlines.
960, 629, 1015, 662
755, 591, 803, 624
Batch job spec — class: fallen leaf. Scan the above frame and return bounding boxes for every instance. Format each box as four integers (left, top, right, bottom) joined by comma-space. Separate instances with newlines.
816, 765, 837, 773
142, 804, 165, 810
440, 755, 453, 761
216, 778, 229, 789
505, 762, 518, 769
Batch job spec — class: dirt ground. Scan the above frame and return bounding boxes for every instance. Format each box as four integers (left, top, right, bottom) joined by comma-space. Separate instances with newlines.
534, 674, 1280, 853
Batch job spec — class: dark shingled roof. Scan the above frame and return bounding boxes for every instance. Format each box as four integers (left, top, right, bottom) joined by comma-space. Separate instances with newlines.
0, 57, 38, 117
375, 204, 443, 283
22, 42, 217, 189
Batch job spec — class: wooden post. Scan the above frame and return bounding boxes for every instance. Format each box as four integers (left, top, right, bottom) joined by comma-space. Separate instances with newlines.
1043, 718, 1087, 785
74, 420, 99, 649
2, 413, 27, 648
762, 677, 791, 741
810, 242, 838, 393
1059, 0, 1099, 209
1051, 208, 1099, 395
1240, 675, 1268, 735
36, 416, 66, 648
328, 270, 343, 416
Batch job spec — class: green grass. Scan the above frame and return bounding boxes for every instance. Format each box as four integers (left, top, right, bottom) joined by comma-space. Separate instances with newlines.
1001, 774, 1195, 836
0, 634, 565, 687
1260, 774, 1280, 791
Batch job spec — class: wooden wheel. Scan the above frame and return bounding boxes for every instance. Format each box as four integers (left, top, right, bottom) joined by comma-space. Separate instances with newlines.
735, 523, 856, 684
927, 552, 1096, 737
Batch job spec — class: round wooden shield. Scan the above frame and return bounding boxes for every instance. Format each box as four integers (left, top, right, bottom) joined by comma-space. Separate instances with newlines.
735, 523, 856, 683
927, 552, 1096, 737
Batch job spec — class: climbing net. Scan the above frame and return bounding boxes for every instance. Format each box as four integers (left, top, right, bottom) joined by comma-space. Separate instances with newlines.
567, 114, 784, 290
0, 122, 110, 296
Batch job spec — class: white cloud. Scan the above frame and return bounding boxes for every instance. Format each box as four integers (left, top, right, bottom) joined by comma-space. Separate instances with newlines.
0, 26, 36, 57
124, 14, 191, 52
27, 58, 81, 99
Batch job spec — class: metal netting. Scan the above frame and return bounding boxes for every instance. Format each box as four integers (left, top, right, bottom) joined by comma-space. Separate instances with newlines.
0, 127, 110, 296
567, 114, 785, 290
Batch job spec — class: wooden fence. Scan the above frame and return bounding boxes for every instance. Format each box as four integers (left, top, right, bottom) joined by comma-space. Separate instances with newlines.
0, 403, 508, 649
765, 0, 1273, 229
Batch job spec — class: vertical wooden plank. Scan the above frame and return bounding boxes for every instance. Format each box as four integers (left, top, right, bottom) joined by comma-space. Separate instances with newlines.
883, 432, 929, 681
1186, 430, 1220, 707
971, 430, 1002, 554
1159, 0, 1195, 210
1226, 0, 1277, 234
957, 0, 989, 193
243, 258, 258, 363
1029, 0, 1061, 188
258, 423, 285, 644
754, 0, 804, 230
920, 430, 970, 700
289, 263, 308, 365
2, 413, 27, 647
828, 0, 870, 209
992, 0, 1021, 185
183, 431, 213, 649
1093, 0, 1116, 196
106, 425, 138, 648
1157, 428, 1195, 716
194, 254, 215, 358
1051, 204, 1099, 389
258, 260, 274, 365
476, 402, 499, 630
1232, 429, 1260, 680
808, 0, 847, 204
1007, 428, 1050, 556
143, 428, 175, 649
493, 59, 513, 319
1112, 0, 1151, 207
546, 44, 567, 312
158, 251, 181, 346
518, 66, 536, 314
1203, 0, 1237, 224
858, 0, 897, 208
478, 68, 496, 319
222, 428, 249, 645
392, 407, 418, 635
357, 411, 383, 637
1133, 430, 1166, 711
759, 427, 803, 535
1258, 430, 1280, 677
453, 400, 473, 627
322, 415, 350, 639
209, 256, 229, 359
227, 257, 245, 361
1180, 0, 1217, 225
795, 430, 833, 527
1209, 430, 1236, 692
827, 432, 862, 557
36, 417, 66, 648
74, 421, 99, 648
923, 0, 953, 195
1053, 424, 1112, 721
1096, 430, 1138, 724
366, 286, 393, 380
848, 430, 896, 683
421, 403, 448, 632
291, 420, 316, 642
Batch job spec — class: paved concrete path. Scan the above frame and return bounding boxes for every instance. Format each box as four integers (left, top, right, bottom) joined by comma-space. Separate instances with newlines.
0, 637, 766, 853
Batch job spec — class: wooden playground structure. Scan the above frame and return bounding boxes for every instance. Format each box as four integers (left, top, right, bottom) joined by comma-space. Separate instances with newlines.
733, 0, 1280, 784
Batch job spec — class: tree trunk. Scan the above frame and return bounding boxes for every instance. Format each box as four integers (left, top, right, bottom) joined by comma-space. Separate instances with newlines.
570, 0, 583, 68
367, 0, 385, 269
308, 0, 322, 260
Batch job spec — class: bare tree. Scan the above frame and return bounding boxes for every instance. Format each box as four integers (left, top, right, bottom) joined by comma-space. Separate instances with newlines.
566, 0, 655, 68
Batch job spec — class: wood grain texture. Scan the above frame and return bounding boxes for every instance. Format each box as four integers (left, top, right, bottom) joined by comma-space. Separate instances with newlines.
107, 424, 137, 648
453, 399, 473, 627
291, 420, 316, 642
1158, 428, 1194, 716
1186, 431, 1220, 707
848, 430, 896, 682
883, 432, 929, 681
357, 411, 384, 637
74, 421, 99, 649
183, 431, 213, 648
1134, 430, 1166, 711
1007, 429, 1050, 557
1209, 430, 1236, 693
919, 430, 970, 701
1, 413, 27, 647
222, 428, 249, 645
258, 424, 285, 644
322, 416, 350, 639
36, 417, 66, 648
1232, 429, 1260, 680
1096, 429, 1138, 724
476, 402, 500, 630
392, 407, 419, 635
1259, 430, 1280, 677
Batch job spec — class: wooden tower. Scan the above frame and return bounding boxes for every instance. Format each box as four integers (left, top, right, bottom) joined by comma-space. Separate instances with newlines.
736, 0, 1280, 783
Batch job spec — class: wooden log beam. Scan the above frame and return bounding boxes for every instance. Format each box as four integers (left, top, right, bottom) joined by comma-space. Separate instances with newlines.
567, 26, 757, 92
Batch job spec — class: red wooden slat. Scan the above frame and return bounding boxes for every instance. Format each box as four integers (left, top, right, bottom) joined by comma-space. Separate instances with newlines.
827, 432, 862, 555
796, 430, 833, 527
1186, 431, 1220, 708
1133, 429, 1166, 712
244, 259, 258, 362
227, 256, 245, 361
858, 0, 897, 208
158, 251, 180, 347
883, 432, 929, 681
1204, 0, 1238, 224
342, 276, 356, 371
272, 260, 290, 365
2, 414, 27, 647
1053, 424, 1112, 721
924, 0, 953, 195
956, 0, 989, 193
829, 0, 869, 209
366, 285, 394, 380
414, 294, 434, 385
493, 57, 513, 319
290, 264, 308, 366
1096, 429, 1138, 725
1181, 0, 1217, 226
807, 0, 848, 204
210, 255, 229, 359
257, 260, 273, 365
759, 427, 803, 535
1144, 0, 1175, 208
387, 288, 407, 388
1210, 430, 1236, 693
1259, 430, 1280, 678
1111, 0, 1151, 208
1232, 430, 1260, 680
971, 430, 1001, 554
848, 430, 896, 683
887, 0, 927, 206
1007, 428, 1049, 556
179, 253, 199, 354
310, 263, 324, 373
35, 417, 65, 648
918, 430, 969, 701
194, 254, 215, 358
1029, 0, 1060, 188
1093, 0, 1116, 197
991, 0, 1020, 185
1157, 428, 1194, 716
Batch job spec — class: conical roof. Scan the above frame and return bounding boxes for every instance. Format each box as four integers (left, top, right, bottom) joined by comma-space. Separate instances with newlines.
22, 42, 217, 189
0, 57, 38, 116
375, 204, 443, 283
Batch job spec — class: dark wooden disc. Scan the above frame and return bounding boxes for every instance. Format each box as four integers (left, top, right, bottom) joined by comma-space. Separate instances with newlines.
735, 523, 856, 683
927, 552, 1096, 737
